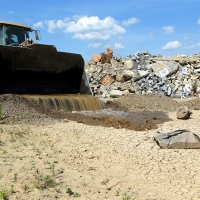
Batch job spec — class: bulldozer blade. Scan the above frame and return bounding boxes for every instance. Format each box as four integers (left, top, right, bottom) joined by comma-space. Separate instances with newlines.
0, 44, 92, 95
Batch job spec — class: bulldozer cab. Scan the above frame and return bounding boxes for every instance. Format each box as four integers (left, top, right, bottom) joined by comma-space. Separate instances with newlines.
0, 21, 39, 46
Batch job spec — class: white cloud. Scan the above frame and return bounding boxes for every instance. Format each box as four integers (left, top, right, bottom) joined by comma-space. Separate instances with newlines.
64, 16, 125, 34
197, 19, 200, 24
88, 43, 101, 48
185, 42, 200, 48
44, 20, 57, 33
161, 26, 174, 34
122, 17, 140, 26
162, 41, 182, 50
73, 32, 110, 41
33, 21, 45, 29
56, 18, 70, 29
114, 43, 124, 49
42, 18, 70, 33
33, 16, 126, 41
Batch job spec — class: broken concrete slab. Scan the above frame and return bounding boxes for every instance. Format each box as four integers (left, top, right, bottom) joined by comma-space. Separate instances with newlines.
146, 62, 178, 78
154, 129, 200, 149
110, 90, 123, 98
124, 59, 134, 70
138, 70, 150, 79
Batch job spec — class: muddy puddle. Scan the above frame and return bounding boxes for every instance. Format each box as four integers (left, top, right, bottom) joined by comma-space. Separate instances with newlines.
22, 97, 172, 131
48, 108, 172, 131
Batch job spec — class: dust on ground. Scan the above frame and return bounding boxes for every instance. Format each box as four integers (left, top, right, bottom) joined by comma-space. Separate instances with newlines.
0, 93, 200, 200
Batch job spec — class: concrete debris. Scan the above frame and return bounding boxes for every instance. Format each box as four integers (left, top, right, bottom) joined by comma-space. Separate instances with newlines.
85, 50, 200, 98
154, 129, 200, 149
110, 90, 123, 98
99, 75, 114, 86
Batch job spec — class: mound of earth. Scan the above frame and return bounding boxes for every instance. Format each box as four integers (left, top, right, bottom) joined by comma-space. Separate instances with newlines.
0, 94, 54, 124
111, 93, 200, 112
0, 94, 199, 131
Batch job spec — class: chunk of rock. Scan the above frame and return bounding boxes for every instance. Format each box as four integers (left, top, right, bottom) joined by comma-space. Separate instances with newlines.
92, 54, 101, 63
124, 59, 134, 70
154, 129, 200, 149
101, 52, 111, 64
107, 47, 113, 57
176, 106, 192, 119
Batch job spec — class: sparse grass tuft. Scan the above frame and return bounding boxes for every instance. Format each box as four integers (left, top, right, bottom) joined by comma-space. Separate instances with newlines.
66, 188, 81, 198
0, 190, 8, 200
73, 192, 81, 198
0, 174, 3, 179
115, 190, 120, 196
122, 192, 136, 200
22, 184, 29, 193
34, 174, 57, 190
0, 185, 15, 200
14, 173, 17, 182
81, 180, 88, 187
51, 163, 55, 177
8, 125, 30, 137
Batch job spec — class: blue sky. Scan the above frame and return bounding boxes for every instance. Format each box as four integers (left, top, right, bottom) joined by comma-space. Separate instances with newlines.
1, 0, 200, 61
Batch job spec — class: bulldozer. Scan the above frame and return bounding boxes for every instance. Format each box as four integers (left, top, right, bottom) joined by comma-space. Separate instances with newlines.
0, 21, 105, 111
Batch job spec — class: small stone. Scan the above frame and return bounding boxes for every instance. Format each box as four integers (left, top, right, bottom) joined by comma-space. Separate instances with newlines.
176, 106, 192, 119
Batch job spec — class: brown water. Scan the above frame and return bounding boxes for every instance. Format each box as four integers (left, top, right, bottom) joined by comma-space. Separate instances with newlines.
21, 94, 105, 112
21, 94, 171, 131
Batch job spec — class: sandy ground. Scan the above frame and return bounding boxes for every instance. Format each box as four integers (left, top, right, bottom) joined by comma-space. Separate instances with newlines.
0, 94, 200, 200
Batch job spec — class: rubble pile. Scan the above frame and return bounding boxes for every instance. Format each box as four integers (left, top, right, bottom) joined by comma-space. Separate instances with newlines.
85, 50, 200, 98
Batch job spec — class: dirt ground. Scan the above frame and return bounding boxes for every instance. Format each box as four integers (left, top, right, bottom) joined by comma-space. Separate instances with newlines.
0, 93, 200, 200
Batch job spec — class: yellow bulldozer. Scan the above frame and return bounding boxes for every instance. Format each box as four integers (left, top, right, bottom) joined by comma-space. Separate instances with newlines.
0, 21, 105, 111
